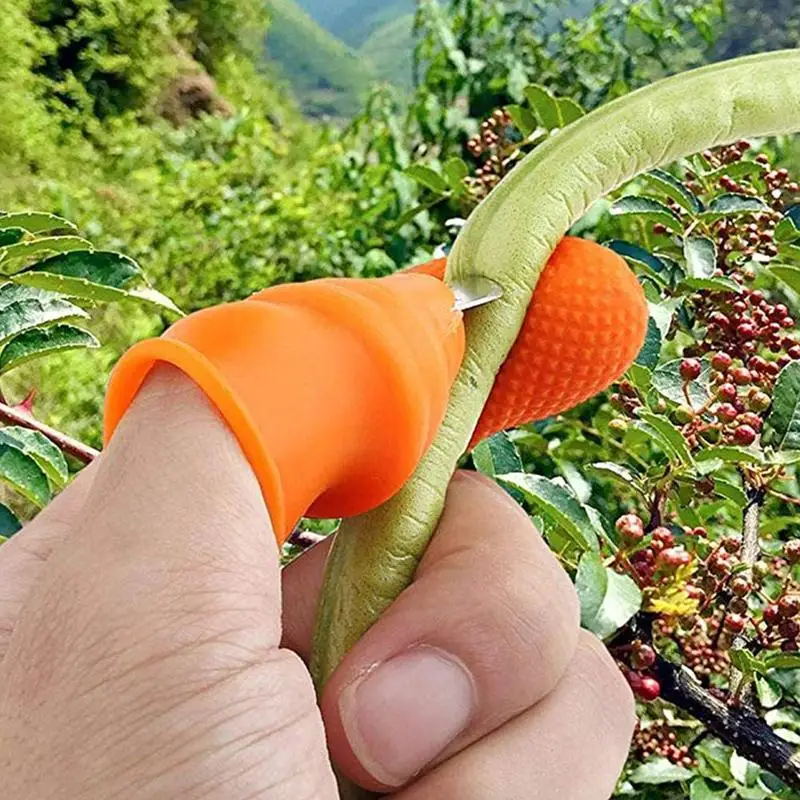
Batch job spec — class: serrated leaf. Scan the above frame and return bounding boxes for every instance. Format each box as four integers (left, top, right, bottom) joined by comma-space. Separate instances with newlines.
472, 432, 522, 477
610, 196, 683, 232
684, 236, 718, 279
0, 503, 21, 537
652, 357, 712, 406
606, 240, 668, 274
703, 193, 767, 218
0, 426, 68, 487
764, 362, 800, 451
443, 157, 469, 189
575, 552, 641, 639
0, 324, 99, 375
588, 462, 642, 491
0, 212, 77, 235
506, 104, 538, 136
0, 236, 93, 269
405, 165, 449, 194
776, 216, 800, 244
637, 411, 694, 465
645, 169, 703, 213
498, 473, 599, 552
768, 264, 800, 294
524, 84, 561, 129
702, 161, 763, 182
678, 276, 743, 293
556, 96, 584, 125
713, 478, 747, 507
125, 287, 184, 316
696, 445, 763, 465
0, 442, 50, 506
629, 757, 694, 785
0, 295, 88, 346
635, 317, 661, 368
0, 228, 27, 247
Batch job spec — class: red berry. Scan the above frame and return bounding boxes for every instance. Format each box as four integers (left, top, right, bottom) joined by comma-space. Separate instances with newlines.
733, 300, 748, 315
779, 594, 800, 618
711, 351, 732, 371
731, 367, 752, 386
789, 345, 800, 360
722, 536, 741, 553
651, 527, 675, 549
733, 424, 757, 445
725, 613, 747, 634
779, 619, 800, 639
616, 514, 644, 543
783, 318, 795, 329
764, 604, 782, 626
749, 290, 765, 305
748, 355, 768, 372
631, 642, 657, 670
785, 540, 800, 563
658, 546, 691, 569
737, 412, 763, 432
749, 391, 771, 412
718, 383, 737, 402
737, 322, 757, 340
715, 403, 738, 422
680, 358, 702, 381
691, 526, 708, 539
636, 677, 662, 702
730, 576, 752, 597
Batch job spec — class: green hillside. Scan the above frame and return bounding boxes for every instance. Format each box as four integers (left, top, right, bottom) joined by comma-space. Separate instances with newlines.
296, 0, 412, 47
263, 0, 371, 118
360, 13, 416, 89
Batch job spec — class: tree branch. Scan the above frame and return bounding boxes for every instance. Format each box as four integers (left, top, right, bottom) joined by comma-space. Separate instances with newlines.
654, 654, 800, 787
0, 401, 98, 465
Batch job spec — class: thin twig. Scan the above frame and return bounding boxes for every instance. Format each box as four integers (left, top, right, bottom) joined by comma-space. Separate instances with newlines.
0, 401, 98, 464
767, 487, 800, 507
729, 485, 765, 701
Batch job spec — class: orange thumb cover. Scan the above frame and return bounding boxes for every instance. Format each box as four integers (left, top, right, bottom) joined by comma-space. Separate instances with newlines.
104, 274, 465, 544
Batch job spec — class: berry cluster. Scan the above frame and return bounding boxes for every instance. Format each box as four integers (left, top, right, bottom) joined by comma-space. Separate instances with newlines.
632, 719, 696, 768
465, 110, 515, 200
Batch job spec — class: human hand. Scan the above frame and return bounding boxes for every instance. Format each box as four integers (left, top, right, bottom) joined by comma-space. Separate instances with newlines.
0, 366, 634, 799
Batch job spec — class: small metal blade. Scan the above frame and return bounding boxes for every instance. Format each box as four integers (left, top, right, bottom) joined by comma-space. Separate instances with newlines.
450, 276, 503, 312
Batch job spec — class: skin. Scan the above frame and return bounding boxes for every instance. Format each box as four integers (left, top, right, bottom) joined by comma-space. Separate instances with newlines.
0, 366, 634, 798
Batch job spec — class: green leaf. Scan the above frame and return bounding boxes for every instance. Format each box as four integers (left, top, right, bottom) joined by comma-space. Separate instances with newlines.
713, 478, 747, 508
0, 228, 27, 247
575, 552, 641, 639
588, 462, 642, 491
703, 193, 767, 218
524, 84, 561, 130
405, 165, 449, 194
0, 236, 93, 269
765, 652, 800, 670
635, 317, 661, 369
730, 649, 768, 677
652, 357, 712, 406
696, 738, 734, 782
443, 157, 469, 189
610, 196, 683, 233
0, 426, 68, 487
768, 264, 800, 294
755, 674, 783, 708
696, 445, 763, 465
645, 169, 703, 213
764, 362, 800, 451
637, 411, 694, 465
0, 442, 50, 506
629, 757, 694, 784
506, 104, 538, 136
702, 161, 764, 182
557, 97, 584, 126
678, 276, 743, 294
606, 240, 668, 274
498, 473, 599, 552
0, 294, 88, 346
775, 216, 800, 244
472, 432, 522, 478
690, 777, 726, 800
0, 503, 21, 537
0, 324, 100, 375
125, 287, 184, 316
0, 212, 78, 235
684, 236, 718, 279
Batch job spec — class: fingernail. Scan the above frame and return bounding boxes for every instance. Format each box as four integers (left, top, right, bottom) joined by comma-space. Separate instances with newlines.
339, 646, 475, 787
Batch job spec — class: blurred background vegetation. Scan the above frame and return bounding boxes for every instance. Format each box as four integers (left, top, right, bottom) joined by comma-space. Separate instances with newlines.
0, 0, 798, 448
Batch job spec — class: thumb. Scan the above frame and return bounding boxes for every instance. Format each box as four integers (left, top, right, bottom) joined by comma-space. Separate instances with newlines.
0, 365, 337, 799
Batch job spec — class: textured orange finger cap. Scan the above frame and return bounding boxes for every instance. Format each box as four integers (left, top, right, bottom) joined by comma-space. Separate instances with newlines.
412, 237, 648, 447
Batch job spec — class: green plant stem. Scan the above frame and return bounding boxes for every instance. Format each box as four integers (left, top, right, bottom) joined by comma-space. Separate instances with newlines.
0, 400, 98, 464
311, 52, 800, 795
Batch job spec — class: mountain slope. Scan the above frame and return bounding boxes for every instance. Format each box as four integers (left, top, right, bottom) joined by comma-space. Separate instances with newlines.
263, 0, 371, 118
360, 13, 416, 89
296, 0, 413, 47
